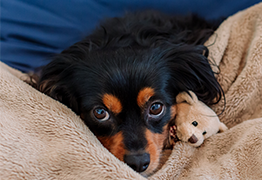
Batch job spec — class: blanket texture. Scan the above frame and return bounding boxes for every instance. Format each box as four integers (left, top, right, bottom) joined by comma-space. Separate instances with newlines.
1, 2, 262, 179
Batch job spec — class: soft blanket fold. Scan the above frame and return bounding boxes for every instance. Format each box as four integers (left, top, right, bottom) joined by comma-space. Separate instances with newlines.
1, 2, 262, 180
0, 62, 144, 179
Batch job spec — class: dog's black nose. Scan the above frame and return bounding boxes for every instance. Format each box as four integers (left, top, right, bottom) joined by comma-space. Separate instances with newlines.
124, 153, 150, 172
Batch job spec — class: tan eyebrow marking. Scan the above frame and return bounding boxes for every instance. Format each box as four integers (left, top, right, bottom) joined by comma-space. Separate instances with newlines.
102, 94, 122, 114
137, 87, 155, 107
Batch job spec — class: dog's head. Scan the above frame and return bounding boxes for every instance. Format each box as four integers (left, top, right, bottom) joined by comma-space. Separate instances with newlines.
37, 41, 222, 175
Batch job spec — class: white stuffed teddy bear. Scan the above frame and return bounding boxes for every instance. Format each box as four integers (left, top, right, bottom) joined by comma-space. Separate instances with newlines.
170, 91, 228, 147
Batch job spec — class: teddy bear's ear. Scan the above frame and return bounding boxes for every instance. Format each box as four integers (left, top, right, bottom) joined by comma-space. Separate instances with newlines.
176, 91, 198, 105
188, 91, 199, 102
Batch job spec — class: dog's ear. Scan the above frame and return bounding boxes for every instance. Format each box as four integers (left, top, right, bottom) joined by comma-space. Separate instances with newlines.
165, 44, 223, 106
37, 57, 81, 114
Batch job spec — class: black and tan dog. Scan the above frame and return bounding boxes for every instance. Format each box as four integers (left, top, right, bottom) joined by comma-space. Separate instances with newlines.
35, 11, 223, 176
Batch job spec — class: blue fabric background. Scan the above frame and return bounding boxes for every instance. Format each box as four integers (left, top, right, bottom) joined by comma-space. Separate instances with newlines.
1, 0, 261, 72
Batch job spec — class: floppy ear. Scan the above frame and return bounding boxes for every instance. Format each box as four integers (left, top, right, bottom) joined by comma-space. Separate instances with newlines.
37, 57, 81, 114
165, 44, 223, 106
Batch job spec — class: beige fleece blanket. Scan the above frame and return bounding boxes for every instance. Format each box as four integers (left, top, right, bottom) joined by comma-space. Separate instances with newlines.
1, 3, 262, 179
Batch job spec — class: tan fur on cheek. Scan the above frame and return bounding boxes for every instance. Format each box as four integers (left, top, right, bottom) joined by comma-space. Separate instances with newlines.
144, 126, 169, 174
97, 132, 126, 161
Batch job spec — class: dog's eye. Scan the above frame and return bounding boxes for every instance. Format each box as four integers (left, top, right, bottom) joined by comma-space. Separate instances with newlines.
149, 103, 164, 116
93, 108, 110, 121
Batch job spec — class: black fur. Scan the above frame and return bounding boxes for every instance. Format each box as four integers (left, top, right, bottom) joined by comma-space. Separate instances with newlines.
36, 11, 224, 174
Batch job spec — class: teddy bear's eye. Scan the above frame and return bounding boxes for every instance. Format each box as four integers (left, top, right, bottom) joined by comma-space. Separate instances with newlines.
202, 131, 207, 135
192, 121, 198, 126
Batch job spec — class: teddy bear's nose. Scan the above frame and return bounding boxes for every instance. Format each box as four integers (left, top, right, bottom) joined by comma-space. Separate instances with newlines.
188, 134, 198, 144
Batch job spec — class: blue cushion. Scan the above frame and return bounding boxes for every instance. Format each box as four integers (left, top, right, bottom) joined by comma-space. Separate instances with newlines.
1, 0, 260, 72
